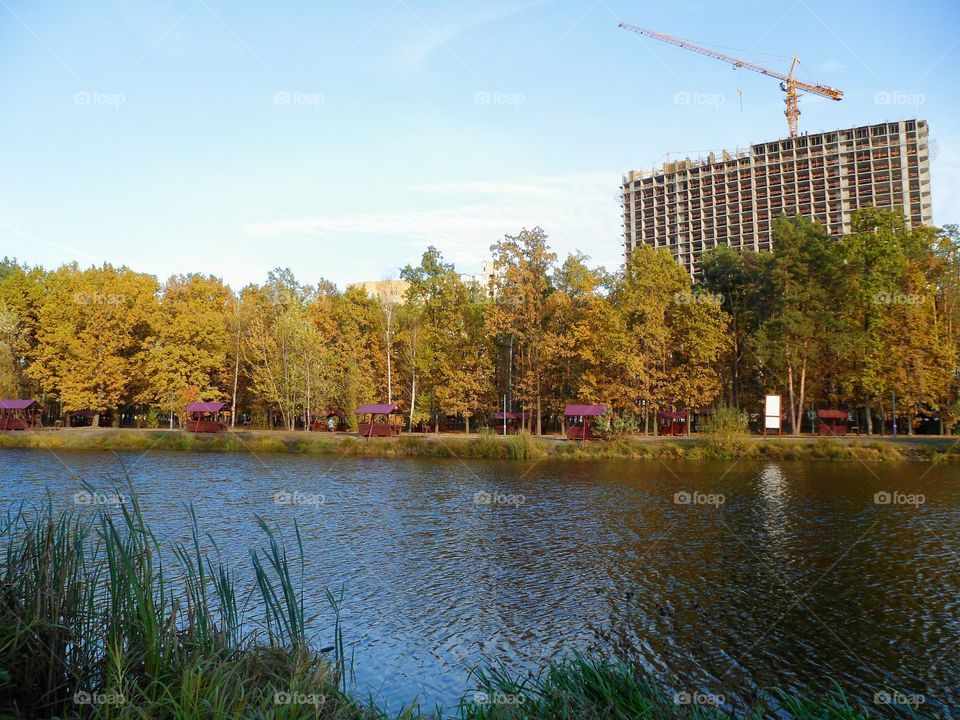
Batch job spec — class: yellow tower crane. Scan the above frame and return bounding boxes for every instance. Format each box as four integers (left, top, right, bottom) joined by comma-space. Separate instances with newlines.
618, 22, 843, 138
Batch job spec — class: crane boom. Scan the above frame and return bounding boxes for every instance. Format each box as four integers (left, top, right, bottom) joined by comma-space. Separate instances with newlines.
618, 22, 843, 137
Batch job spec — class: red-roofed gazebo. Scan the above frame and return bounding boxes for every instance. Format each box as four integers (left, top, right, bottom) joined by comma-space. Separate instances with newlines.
658, 410, 687, 437
185, 402, 227, 433
0, 400, 38, 430
817, 409, 849, 436
310, 409, 347, 432
493, 411, 529, 435
356, 404, 400, 438
564, 404, 606, 441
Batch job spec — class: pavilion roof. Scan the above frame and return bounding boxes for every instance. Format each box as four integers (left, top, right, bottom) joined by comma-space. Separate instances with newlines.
0, 399, 37, 410
185, 401, 225, 413
356, 403, 398, 415
564, 404, 606, 417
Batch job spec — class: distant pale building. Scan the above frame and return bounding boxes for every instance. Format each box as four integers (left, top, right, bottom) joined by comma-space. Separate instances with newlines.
350, 279, 410, 304
621, 119, 933, 276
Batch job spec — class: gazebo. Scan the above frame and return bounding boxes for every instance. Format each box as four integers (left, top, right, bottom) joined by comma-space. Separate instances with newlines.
0, 400, 39, 430
817, 409, 849, 436
564, 404, 606, 441
310, 409, 347, 432
356, 404, 400, 438
184, 402, 227, 433
493, 411, 526, 435
68, 409, 95, 427
658, 411, 687, 436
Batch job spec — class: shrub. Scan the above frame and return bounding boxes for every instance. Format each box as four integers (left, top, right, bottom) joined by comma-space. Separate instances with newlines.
506, 430, 546, 460
702, 407, 749, 435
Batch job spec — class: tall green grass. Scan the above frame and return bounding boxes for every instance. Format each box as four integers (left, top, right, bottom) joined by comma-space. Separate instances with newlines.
0, 484, 368, 719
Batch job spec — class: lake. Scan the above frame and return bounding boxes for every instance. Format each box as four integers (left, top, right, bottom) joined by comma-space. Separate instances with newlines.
1, 448, 957, 715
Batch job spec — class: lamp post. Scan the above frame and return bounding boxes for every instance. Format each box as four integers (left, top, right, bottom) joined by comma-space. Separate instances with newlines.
892, 391, 897, 438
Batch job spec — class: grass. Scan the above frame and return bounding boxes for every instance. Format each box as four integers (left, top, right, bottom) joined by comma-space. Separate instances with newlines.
0, 485, 373, 719
2, 427, 956, 463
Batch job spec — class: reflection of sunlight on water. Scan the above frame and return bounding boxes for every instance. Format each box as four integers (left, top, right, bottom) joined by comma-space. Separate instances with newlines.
757, 464, 789, 543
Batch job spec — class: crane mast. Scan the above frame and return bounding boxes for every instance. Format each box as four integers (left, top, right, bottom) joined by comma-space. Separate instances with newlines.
618, 22, 843, 138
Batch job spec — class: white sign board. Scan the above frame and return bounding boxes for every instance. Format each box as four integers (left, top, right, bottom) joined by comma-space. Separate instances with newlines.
764, 395, 781, 430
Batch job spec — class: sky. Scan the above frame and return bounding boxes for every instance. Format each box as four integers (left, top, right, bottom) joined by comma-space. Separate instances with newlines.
0, 0, 958, 289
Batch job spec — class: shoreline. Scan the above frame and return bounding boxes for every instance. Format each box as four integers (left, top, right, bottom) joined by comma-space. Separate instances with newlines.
1, 427, 958, 462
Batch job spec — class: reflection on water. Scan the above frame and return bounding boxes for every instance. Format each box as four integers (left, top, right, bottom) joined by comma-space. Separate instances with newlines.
757, 462, 790, 546
1, 449, 958, 716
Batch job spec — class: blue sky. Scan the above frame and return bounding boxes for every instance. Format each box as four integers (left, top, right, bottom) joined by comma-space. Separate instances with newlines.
1, 0, 958, 288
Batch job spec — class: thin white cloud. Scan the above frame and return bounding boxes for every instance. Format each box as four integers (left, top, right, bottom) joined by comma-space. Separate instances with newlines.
0, 224, 97, 263
396, 0, 548, 73
245, 172, 624, 271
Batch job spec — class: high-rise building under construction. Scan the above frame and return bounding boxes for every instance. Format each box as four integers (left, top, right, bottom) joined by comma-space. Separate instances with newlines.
620, 119, 933, 276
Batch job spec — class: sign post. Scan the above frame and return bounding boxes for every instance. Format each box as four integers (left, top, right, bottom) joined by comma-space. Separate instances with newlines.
764, 395, 782, 437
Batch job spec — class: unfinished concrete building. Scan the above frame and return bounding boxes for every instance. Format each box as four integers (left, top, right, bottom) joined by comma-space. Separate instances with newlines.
621, 119, 933, 276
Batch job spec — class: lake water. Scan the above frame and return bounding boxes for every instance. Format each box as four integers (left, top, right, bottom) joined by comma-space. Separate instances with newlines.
1, 448, 957, 715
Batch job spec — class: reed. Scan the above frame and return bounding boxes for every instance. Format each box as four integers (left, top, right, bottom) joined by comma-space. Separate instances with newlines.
0, 483, 367, 719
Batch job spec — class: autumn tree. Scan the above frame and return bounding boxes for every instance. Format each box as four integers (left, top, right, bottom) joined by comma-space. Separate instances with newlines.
140, 274, 232, 424
752, 215, 839, 434
487, 228, 557, 434
28, 264, 158, 426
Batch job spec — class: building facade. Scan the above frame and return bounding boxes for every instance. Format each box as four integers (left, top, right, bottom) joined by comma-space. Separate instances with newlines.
349, 279, 410, 304
621, 119, 933, 276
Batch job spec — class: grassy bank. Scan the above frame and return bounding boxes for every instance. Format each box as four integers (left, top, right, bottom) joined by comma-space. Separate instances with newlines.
2, 426, 959, 462
0, 493, 875, 719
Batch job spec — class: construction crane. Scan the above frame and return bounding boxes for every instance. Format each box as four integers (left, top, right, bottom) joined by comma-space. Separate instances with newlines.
618, 22, 843, 138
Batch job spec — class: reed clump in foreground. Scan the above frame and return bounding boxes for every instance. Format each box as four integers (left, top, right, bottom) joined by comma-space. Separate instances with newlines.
1, 490, 875, 718
0, 488, 367, 719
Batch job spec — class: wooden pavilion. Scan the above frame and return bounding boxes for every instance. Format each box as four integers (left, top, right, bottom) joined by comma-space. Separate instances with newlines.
356, 404, 401, 437
184, 402, 227, 433
817, 409, 849, 436
564, 404, 607, 441
68, 409, 95, 427
658, 411, 687, 436
493, 411, 526, 435
310, 409, 347, 432
0, 400, 39, 430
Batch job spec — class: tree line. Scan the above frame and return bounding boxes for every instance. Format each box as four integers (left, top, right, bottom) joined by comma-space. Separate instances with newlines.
0, 209, 957, 434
